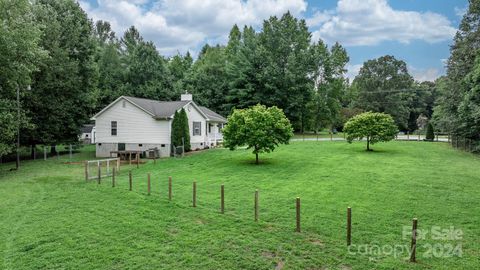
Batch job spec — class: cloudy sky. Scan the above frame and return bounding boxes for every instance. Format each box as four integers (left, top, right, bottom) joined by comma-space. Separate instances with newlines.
79, 0, 468, 82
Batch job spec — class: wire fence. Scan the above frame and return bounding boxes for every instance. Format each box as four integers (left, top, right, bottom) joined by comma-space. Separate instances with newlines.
450, 135, 479, 153
0, 144, 82, 164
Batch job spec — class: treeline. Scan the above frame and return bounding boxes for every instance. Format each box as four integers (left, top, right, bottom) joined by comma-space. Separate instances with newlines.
1, 0, 478, 158
432, 0, 480, 148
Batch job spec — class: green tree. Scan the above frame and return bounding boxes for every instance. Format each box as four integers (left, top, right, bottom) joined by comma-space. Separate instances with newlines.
26, 0, 97, 153
310, 41, 349, 133
171, 110, 181, 148
352, 55, 414, 130
223, 104, 293, 164
168, 52, 193, 97
344, 112, 398, 151
425, 122, 435, 141
457, 56, 480, 145
184, 45, 229, 115
92, 20, 124, 111
125, 41, 172, 100
0, 0, 45, 157
179, 108, 191, 151
433, 0, 480, 142
225, 26, 260, 112
170, 108, 191, 152
256, 12, 314, 131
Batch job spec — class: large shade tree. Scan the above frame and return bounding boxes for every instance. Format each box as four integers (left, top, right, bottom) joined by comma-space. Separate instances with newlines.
223, 104, 293, 164
352, 55, 414, 130
0, 0, 45, 158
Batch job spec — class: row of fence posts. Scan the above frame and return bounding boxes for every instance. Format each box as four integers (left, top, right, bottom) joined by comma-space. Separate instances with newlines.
451, 136, 477, 153
95, 169, 420, 263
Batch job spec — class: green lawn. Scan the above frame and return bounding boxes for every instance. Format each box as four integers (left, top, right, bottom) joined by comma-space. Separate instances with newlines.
1, 142, 479, 269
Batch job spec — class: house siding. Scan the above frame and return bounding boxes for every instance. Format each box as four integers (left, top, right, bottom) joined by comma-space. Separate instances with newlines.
95, 99, 171, 157
183, 103, 207, 149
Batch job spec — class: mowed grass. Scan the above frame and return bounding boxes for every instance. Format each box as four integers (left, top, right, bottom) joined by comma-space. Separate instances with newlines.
0, 142, 479, 269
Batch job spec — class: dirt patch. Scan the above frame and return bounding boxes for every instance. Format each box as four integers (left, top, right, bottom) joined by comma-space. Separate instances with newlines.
309, 239, 325, 247
275, 260, 285, 270
195, 218, 206, 225
261, 251, 276, 258
63, 161, 84, 165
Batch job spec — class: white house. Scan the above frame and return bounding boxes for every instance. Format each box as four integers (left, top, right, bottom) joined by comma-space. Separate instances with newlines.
80, 124, 95, 144
91, 94, 227, 158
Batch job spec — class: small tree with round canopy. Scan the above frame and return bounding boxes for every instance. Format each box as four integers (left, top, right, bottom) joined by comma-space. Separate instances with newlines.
223, 104, 294, 164
344, 112, 398, 151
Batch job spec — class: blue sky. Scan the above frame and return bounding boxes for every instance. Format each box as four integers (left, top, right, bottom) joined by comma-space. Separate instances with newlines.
80, 0, 468, 81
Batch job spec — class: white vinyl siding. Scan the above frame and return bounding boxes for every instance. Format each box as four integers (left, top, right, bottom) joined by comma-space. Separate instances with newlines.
184, 103, 207, 144
95, 98, 171, 144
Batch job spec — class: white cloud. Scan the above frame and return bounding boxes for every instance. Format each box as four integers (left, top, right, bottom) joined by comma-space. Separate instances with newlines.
410, 66, 441, 82
346, 63, 362, 81
311, 0, 457, 46
80, 0, 308, 55
454, 5, 467, 18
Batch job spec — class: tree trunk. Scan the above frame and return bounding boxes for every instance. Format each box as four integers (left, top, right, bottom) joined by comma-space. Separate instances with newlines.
255, 153, 259, 165
30, 143, 36, 159
50, 145, 57, 155
366, 137, 371, 151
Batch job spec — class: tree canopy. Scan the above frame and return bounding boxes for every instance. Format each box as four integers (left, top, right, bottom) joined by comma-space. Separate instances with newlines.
344, 112, 398, 151
223, 104, 293, 164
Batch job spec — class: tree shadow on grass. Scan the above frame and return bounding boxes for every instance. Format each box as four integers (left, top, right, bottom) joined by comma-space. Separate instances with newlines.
237, 157, 278, 166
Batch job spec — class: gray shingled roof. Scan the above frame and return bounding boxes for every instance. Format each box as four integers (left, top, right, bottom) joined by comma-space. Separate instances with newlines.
123, 96, 227, 122
199, 106, 227, 123
124, 96, 189, 119
81, 124, 94, 133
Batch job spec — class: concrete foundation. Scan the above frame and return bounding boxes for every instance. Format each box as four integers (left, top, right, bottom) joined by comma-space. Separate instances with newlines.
96, 142, 171, 158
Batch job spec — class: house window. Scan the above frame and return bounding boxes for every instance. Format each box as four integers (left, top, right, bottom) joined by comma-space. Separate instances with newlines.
218, 123, 223, 133
193, 122, 201, 136
111, 121, 117, 136
208, 123, 212, 133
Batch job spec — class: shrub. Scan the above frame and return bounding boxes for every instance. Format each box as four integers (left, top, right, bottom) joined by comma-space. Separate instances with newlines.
425, 122, 435, 141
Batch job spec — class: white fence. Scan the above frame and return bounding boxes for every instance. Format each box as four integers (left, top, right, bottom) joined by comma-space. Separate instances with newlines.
85, 158, 120, 181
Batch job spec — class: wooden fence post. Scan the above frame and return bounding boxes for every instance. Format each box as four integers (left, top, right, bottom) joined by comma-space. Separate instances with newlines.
129, 170, 132, 191
147, 173, 151, 195
112, 167, 116, 187
168, 176, 172, 200
117, 158, 120, 173
136, 152, 139, 169
193, 181, 197, 207
84, 161, 88, 181
254, 190, 259, 222
296, 197, 301, 232
347, 207, 352, 246
410, 218, 418, 263
220, 184, 225, 214
97, 162, 101, 184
